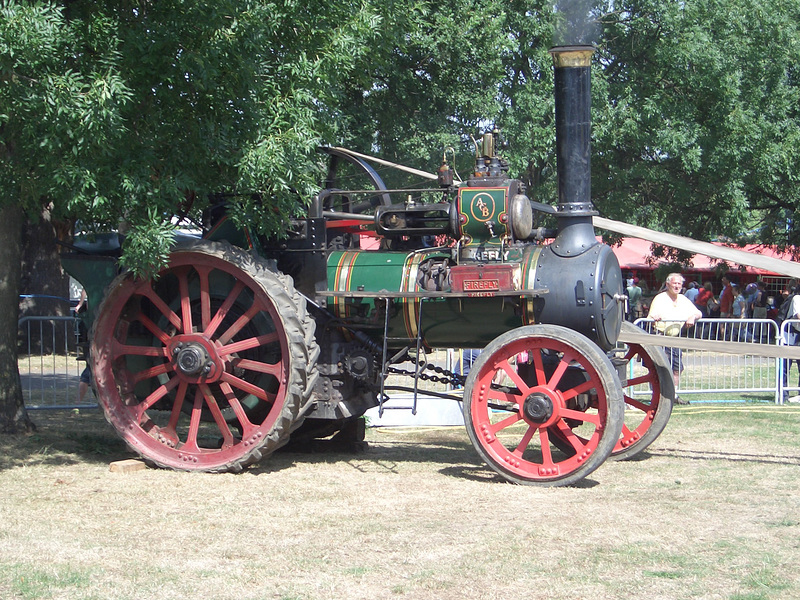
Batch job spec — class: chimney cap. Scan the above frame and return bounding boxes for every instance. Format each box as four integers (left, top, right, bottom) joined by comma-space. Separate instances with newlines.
549, 45, 595, 68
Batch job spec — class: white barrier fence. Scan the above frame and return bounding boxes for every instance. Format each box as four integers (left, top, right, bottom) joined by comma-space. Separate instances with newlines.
18, 314, 799, 411
632, 318, 800, 403
779, 320, 800, 402
17, 315, 94, 409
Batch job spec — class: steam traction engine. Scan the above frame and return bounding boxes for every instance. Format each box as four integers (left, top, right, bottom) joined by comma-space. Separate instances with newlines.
63, 46, 673, 486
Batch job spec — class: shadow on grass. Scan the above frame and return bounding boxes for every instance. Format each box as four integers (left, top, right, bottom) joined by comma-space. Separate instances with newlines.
0, 409, 130, 471
649, 447, 800, 466
0, 410, 644, 488
256, 438, 483, 476
437, 463, 601, 487
264, 437, 604, 487
3, 409, 487, 478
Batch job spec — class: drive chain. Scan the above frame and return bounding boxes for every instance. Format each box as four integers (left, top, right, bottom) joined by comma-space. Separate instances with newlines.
386, 358, 465, 388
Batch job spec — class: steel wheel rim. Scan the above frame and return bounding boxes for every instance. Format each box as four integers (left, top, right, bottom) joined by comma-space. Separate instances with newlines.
616, 343, 661, 453
92, 251, 292, 470
466, 330, 617, 483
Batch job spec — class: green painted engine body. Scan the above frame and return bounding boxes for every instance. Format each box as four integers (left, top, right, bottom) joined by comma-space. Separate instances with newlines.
325, 248, 541, 350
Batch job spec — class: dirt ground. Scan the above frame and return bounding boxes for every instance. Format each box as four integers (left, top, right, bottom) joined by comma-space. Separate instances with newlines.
1, 406, 800, 600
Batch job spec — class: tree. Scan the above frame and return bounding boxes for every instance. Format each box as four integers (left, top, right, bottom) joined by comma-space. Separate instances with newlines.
592, 0, 800, 250
336, 0, 800, 261
330, 0, 522, 181
19, 205, 74, 353
0, 2, 126, 432
0, 0, 379, 431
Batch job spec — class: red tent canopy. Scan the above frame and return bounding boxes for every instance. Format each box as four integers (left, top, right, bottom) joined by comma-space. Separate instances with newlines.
609, 237, 794, 275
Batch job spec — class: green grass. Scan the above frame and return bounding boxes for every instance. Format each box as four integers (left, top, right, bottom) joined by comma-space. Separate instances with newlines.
0, 564, 95, 600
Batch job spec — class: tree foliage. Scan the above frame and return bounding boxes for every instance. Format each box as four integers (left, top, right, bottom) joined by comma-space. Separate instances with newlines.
3, 0, 798, 264
0, 0, 381, 428
328, 0, 515, 182
1, 3, 129, 211
1, 0, 382, 275
335, 0, 800, 253
593, 0, 800, 249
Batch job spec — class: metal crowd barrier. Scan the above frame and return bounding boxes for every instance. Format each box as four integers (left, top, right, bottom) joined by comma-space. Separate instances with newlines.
17, 315, 96, 410
630, 317, 800, 403
778, 320, 800, 402
16, 312, 800, 409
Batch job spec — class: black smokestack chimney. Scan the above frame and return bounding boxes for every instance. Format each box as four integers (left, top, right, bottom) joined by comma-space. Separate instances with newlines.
549, 45, 597, 256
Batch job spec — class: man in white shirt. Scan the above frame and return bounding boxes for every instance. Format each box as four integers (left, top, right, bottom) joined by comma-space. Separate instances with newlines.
648, 273, 703, 404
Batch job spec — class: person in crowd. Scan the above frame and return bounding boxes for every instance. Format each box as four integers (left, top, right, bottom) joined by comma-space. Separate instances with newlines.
690, 282, 716, 338
731, 283, 752, 342
731, 283, 746, 317
648, 272, 703, 405
684, 281, 700, 304
455, 349, 481, 379
72, 289, 93, 403
777, 280, 798, 315
752, 281, 769, 319
78, 366, 93, 404
782, 287, 800, 402
719, 276, 733, 318
694, 282, 714, 315
627, 277, 643, 321
717, 276, 735, 340
744, 282, 759, 315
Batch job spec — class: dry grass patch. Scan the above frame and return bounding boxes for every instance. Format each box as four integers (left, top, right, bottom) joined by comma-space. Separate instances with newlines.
1, 407, 800, 599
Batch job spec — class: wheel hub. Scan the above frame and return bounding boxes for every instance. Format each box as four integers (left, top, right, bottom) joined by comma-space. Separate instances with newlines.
175, 343, 210, 376
523, 393, 554, 423
168, 334, 223, 382
344, 349, 373, 379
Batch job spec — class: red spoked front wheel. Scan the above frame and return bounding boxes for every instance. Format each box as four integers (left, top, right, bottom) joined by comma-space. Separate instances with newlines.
612, 321, 674, 460
90, 240, 317, 472
463, 325, 624, 486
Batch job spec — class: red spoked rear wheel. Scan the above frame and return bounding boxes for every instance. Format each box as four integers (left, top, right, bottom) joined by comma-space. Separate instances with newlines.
463, 325, 624, 486
90, 240, 317, 472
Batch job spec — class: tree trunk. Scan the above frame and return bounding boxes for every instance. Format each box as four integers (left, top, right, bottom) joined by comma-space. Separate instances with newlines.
18, 204, 73, 354
0, 203, 35, 434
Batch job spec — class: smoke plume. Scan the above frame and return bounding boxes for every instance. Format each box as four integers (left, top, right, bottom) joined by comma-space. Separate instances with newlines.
552, 0, 600, 47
